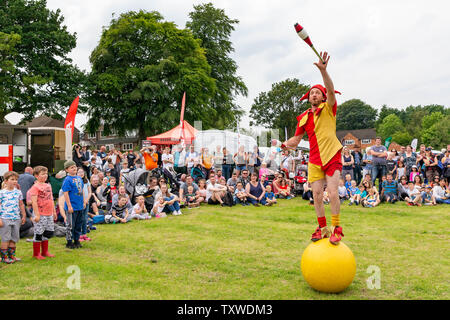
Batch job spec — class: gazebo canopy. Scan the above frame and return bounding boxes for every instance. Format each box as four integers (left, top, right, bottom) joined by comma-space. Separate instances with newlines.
146, 121, 197, 145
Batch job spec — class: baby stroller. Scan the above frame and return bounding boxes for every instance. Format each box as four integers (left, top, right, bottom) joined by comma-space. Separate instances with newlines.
123, 168, 154, 210
190, 164, 206, 183
163, 167, 180, 193
293, 169, 308, 196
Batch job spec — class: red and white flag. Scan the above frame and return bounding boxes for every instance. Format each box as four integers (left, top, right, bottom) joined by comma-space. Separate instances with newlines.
64, 96, 79, 142
179, 92, 186, 148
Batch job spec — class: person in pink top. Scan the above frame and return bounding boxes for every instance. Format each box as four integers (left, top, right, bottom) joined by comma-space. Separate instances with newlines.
29, 166, 57, 260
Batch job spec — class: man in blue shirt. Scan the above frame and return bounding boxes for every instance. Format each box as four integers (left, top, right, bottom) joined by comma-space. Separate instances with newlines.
380, 173, 399, 203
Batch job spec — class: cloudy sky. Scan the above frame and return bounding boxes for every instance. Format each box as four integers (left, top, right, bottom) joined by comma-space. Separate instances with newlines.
7, 0, 450, 131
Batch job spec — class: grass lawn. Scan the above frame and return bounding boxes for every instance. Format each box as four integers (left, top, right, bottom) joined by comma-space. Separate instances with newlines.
0, 198, 449, 300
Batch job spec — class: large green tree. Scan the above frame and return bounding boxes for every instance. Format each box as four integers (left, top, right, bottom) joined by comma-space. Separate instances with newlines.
421, 114, 450, 149
85, 10, 217, 140
0, 0, 87, 122
378, 114, 403, 141
186, 2, 247, 129
336, 99, 377, 130
249, 78, 310, 141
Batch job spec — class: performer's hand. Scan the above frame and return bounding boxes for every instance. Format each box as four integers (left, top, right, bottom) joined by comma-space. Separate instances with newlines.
314, 51, 330, 70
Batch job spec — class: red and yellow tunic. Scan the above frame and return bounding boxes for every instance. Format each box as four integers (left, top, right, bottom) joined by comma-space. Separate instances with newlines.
295, 101, 342, 182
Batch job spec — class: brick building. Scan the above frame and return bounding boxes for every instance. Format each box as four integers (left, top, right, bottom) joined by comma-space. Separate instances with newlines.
80, 126, 140, 151
336, 128, 377, 152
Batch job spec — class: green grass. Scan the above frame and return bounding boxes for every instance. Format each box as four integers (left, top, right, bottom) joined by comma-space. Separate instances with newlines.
1, 198, 449, 300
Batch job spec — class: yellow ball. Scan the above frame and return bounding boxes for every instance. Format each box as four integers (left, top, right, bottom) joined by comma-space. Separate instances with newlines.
301, 238, 356, 293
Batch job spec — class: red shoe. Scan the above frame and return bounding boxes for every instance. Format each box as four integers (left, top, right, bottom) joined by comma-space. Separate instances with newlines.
41, 240, 55, 258
83, 236, 92, 241
32, 242, 46, 260
330, 226, 344, 245
311, 226, 331, 242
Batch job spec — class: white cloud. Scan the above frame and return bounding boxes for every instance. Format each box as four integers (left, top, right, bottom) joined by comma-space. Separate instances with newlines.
8, 0, 450, 131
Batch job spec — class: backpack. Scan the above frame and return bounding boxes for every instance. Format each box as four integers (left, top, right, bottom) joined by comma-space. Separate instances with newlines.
222, 191, 234, 207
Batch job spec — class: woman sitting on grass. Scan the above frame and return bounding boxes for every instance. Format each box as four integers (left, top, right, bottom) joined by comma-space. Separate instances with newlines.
433, 178, 450, 204
153, 184, 182, 216
277, 178, 293, 199
245, 172, 266, 207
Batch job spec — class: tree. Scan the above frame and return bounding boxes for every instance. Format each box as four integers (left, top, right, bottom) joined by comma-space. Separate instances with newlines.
375, 105, 402, 129
0, 0, 87, 122
421, 112, 444, 131
378, 114, 403, 141
0, 31, 21, 111
391, 131, 412, 146
421, 114, 449, 149
336, 99, 377, 130
85, 10, 217, 141
249, 78, 310, 141
186, 2, 247, 129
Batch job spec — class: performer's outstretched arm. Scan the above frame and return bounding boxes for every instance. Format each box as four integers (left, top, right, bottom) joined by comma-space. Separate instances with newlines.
283, 134, 303, 150
314, 51, 335, 107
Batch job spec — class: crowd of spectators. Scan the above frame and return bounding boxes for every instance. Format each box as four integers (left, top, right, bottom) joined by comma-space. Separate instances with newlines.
4, 140, 450, 247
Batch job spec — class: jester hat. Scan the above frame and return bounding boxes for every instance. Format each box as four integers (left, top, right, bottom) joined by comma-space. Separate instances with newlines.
300, 84, 341, 102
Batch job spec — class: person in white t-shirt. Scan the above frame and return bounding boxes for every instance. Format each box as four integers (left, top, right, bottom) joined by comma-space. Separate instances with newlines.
162, 146, 174, 170
206, 176, 227, 205
185, 145, 199, 172
130, 195, 151, 220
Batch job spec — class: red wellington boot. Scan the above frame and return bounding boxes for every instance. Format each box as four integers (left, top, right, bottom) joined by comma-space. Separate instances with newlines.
33, 242, 45, 260
41, 240, 55, 258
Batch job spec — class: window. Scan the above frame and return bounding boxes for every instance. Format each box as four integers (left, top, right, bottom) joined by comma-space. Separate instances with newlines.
105, 144, 115, 152
344, 140, 355, 145
122, 143, 133, 151
361, 139, 372, 145
87, 132, 96, 139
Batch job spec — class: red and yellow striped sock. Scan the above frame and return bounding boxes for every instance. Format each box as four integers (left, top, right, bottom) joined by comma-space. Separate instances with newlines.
331, 214, 340, 227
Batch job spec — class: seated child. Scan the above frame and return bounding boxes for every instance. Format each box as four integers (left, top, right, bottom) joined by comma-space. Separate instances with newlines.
348, 180, 361, 205
264, 185, 277, 206
338, 179, 348, 202
234, 182, 248, 206
323, 187, 330, 205
344, 173, 352, 195
405, 181, 422, 206
130, 195, 151, 220
421, 185, 436, 206
105, 194, 131, 223
362, 187, 380, 208
151, 197, 167, 217
185, 185, 199, 208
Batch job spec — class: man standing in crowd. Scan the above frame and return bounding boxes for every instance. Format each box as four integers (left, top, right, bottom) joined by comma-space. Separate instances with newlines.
370, 137, 388, 186
97, 146, 107, 165
174, 145, 187, 175
140, 145, 158, 171
282, 51, 344, 245
352, 148, 363, 185
185, 145, 199, 174
18, 167, 35, 204
162, 147, 174, 171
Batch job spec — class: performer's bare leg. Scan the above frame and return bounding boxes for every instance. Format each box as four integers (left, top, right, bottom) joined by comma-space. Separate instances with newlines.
311, 179, 325, 218
326, 170, 341, 216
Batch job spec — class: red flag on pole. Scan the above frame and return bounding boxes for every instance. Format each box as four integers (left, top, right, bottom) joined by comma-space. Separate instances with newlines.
179, 92, 186, 147
64, 96, 79, 142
